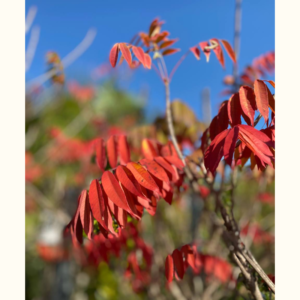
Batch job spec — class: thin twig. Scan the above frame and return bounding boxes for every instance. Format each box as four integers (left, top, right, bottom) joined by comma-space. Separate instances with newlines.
27, 28, 97, 89
25, 6, 37, 34
26, 25, 40, 72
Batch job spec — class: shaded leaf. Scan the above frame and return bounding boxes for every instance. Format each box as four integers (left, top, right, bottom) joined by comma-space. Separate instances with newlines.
109, 44, 119, 68
119, 43, 132, 66
165, 254, 174, 283
254, 79, 269, 123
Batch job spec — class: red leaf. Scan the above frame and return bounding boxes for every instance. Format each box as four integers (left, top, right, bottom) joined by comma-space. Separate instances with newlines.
190, 46, 200, 60
132, 46, 145, 67
79, 190, 92, 238
199, 41, 211, 62
141, 139, 159, 159
109, 44, 119, 67
119, 43, 132, 66
143, 53, 152, 69
220, 40, 236, 63
89, 179, 108, 231
139, 158, 170, 183
163, 156, 184, 170
228, 93, 242, 126
154, 157, 178, 182
239, 86, 257, 126
95, 138, 107, 171
102, 171, 132, 214
160, 39, 178, 50
254, 79, 269, 123
126, 162, 160, 193
181, 245, 196, 272
106, 136, 118, 168
172, 249, 184, 279
165, 254, 174, 283
267, 87, 275, 113
118, 135, 131, 164
218, 100, 229, 130
204, 129, 229, 174
223, 127, 239, 166
115, 165, 146, 199
162, 48, 180, 56
210, 39, 225, 68
263, 80, 275, 88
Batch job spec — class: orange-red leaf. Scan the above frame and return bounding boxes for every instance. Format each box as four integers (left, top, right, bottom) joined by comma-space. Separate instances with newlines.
239, 86, 256, 126
160, 39, 178, 50
254, 79, 269, 123
95, 138, 107, 171
163, 156, 184, 170
162, 48, 180, 56
102, 171, 131, 213
132, 46, 146, 67
126, 162, 159, 192
89, 179, 108, 231
139, 158, 170, 183
172, 249, 184, 279
264, 80, 275, 88
165, 254, 174, 283
220, 40, 236, 63
119, 43, 132, 66
190, 46, 200, 60
106, 136, 118, 168
154, 157, 177, 182
109, 44, 119, 67
79, 190, 92, 238
118, 135, 131, 164
141, 139, 159, 159
144, 53, 151, 69
267, 87, 275, 113
115, 165, 145, 199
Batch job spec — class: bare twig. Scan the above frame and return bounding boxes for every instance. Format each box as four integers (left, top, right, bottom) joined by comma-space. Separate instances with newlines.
25, 6, 37, 34
26, 25, 40, 72
27, 28, 97, 89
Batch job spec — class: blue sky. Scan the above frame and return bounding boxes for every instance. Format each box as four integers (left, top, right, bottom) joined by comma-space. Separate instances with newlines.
26, 0, 274, 120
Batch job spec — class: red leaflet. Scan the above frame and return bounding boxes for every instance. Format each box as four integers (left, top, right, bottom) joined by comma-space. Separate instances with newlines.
132, 46, 145, 67
89, 179, 108, 230
199, 41, 211, 62
237, 125, 274, 168
115, 165, 145, 199
254, 79, 269, 123
209, 116, 221, 141
204, 129, 229, 174
126, 162, 160, 193
160, 39, 178, 49
119, 43, 132, 66
121, 185, 140, 220
162, 48, 180, 56
118, 135, 131, 164
154, 157, 177, 182
181, 245, 196, 272
79, 190, 92, 238
172, 249, 184, 279
165, 254, 174, 283
141, 139, 159, 159
109, 43, 119, 67
220, 39, 236, 63
218, 100, 229, 130
163, 156, 184, 170
263, 80, 275, 88
267, 87, 275, 113
223, 127, 239, 166
139, 158, 170, 183
95, 138, 107, 171
190, 46, 200, 60
239, 86, 257, 126
143, 53, 152, 69
210, 39, 225, 68
228, 93, 242, 126
106, 136, 118, 168
102, 171, 132, 214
